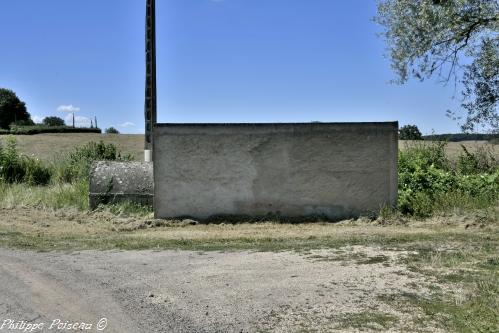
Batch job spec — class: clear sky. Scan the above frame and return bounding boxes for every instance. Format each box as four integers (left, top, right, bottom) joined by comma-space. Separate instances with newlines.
0, 0, 465, 134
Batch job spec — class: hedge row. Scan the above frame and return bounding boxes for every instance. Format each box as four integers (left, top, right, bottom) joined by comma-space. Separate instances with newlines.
423, 133, 499, 142
1, 126, 102, 135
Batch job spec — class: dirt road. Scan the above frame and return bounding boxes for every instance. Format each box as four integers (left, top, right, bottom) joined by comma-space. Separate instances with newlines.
0, 247, 433, 333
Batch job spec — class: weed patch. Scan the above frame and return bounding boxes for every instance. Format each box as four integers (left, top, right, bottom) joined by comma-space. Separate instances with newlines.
398, 141, 498, 217
335, 311, 398, 330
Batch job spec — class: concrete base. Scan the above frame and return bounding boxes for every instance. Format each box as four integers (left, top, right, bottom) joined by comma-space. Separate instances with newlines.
89, 161, 153, 209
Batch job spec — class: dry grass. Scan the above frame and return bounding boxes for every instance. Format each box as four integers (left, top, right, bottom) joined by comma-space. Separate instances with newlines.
0, 206, 496, 251
5, 133, 144, 161
399, 140, 499, 159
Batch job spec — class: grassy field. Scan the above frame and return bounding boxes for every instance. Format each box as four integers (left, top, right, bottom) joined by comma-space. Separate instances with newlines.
3, 132, 498, 162
6, 133, 145, 161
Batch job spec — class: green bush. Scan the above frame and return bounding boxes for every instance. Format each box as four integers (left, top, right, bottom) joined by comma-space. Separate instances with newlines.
399, 124, 423, 140
8, 125, 101, 135
457, 145, 498, 174
105, 127, 120, 134
0, 136, 52, 185
0, 137, 132, 187
55, 141, 133, 183
42, 116, 65, 127
398, 141, 499, 217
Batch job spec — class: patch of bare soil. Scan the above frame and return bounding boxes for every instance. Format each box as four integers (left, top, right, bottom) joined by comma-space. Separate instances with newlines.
256, 246, 445, 333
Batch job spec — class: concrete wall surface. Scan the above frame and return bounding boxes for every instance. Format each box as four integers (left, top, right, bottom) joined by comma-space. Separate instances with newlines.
154, 123, 398, 220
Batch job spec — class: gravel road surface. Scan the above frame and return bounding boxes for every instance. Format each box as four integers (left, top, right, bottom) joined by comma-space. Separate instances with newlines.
0, 248, 424, 332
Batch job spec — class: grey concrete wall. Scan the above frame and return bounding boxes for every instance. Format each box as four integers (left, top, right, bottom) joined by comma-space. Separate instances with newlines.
153, 122, 398, 220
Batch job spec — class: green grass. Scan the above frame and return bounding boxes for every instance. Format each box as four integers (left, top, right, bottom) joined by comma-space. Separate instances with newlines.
0, 181, 152, 215
377, 235, 499, 333
0, 181, 89, 210
335, 311, 398, 331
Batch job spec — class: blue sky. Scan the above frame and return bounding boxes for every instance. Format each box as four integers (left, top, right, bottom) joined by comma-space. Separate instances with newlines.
0, 0, 464, 134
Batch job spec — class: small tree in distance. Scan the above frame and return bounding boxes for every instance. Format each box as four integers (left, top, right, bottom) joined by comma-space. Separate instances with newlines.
399, 125, 423, 140
43, 116, 65, 127
105, 127, 120, 134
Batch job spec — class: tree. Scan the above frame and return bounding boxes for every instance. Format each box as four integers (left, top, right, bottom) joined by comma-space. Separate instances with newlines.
399, 125, 423, 140
375, 0, 499, 132
43, 116, 65, 127
0, 88, 32, 129
105, 127, 120, 134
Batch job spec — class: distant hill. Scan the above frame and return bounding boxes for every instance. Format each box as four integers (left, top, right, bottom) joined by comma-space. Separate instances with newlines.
423, 133, 499, 142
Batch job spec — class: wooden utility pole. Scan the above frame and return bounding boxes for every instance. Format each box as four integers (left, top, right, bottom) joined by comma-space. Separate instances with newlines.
144, 0, 157, 161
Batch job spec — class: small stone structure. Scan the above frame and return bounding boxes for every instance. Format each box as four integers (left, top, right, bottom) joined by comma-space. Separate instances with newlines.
153, 122, 398, 220
89, 161, 153, 209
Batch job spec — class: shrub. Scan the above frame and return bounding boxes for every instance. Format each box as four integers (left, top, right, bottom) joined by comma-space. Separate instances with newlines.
399, 125, 423, 140
11, 119, 35, 127
55, 141, 133, 183
43, 116, 65, 127
0, 136, 52, 185
398, 141, 499, 217
105, 127, 119, 134
457, 145, 498, 174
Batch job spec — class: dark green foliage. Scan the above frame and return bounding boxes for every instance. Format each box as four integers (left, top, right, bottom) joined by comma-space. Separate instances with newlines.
42, 116, 65, 127
423, 133, 499, 142
0, 88, 32, 129
399, 125, 423, 140
0, 137, 132, 187
12, 119, 35, 127
56, 141, 133, 183
0, 137, 52, 185
461, 38, 499, 132
105, 127, 119, 134
398, 142, 499, 217
6, 125, 101, 135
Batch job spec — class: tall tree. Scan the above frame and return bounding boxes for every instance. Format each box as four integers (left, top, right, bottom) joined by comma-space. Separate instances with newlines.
399, 124, 423, 140
375, 0, 499, 132
0, 88, 32, 129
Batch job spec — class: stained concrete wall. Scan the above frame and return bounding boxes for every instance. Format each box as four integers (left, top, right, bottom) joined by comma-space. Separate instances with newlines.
153, 122, 398, 220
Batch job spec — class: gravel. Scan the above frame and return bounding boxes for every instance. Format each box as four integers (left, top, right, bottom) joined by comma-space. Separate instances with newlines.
0, 247, 427, 332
